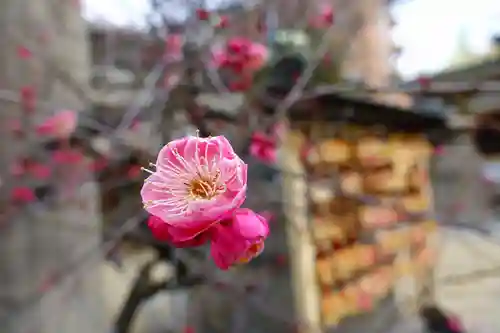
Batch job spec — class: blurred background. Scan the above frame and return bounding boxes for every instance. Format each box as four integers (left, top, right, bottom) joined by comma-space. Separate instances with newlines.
2, 0, 500, 332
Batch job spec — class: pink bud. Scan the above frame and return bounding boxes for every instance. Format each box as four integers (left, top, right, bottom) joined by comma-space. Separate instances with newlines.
17, 46, 32, 59
127, 165, 141, 179
196, 8, 209, 20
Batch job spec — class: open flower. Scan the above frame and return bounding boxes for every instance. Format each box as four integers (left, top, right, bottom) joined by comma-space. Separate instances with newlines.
141, 135, 247, 242
36, 110, 77, 139
210, 208, 270, 270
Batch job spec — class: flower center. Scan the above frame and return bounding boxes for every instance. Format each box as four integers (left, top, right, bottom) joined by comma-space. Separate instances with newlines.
188, 171, 225, 200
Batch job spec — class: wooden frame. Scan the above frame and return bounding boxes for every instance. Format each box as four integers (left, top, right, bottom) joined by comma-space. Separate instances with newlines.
279, 90, 450, 333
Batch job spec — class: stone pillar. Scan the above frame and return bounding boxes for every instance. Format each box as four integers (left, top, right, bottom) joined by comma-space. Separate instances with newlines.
433, 134, 490, 228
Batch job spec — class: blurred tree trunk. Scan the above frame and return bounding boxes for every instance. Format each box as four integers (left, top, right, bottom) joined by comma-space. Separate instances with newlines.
0, 1, 105, 333
336, 0, 412, 107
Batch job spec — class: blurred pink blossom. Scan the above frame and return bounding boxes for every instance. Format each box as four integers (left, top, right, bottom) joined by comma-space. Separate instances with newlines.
29, 163, 51, 180
36, 110, 77, 139
320, 5, 334, 24
11, 187, 35, 203
51, 149, 84, 164
210, 208, 270, 270
141, 135, 247, 242
17, 46, 32, 59
196, 8, 209, 20
20, 86, 36, 111
127, 165, 141, 179
212, 39, 268, 71
89, 158, 108, 172
164, 33, 183, 60
250, 132, 276, 163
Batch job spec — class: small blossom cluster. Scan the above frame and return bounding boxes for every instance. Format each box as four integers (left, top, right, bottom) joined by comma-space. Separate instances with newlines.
141, 135, 270, 270
248, 122, 286, 164
212, 37, 268, 92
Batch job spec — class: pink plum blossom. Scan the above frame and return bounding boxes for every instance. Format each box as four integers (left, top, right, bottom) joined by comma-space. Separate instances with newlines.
36, 110, 77, 139
211, 39, 268, 72
11, 187, 35, 203
17, 46, 32, 59
127, 165, 142, 179
141, 135, 247, 243
51, 149, 84, 164
250, 132, 277, 163
210, 208, 270, 270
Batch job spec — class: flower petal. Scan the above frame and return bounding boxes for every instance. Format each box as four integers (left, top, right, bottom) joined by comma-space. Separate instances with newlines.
148, 215, 209, 247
